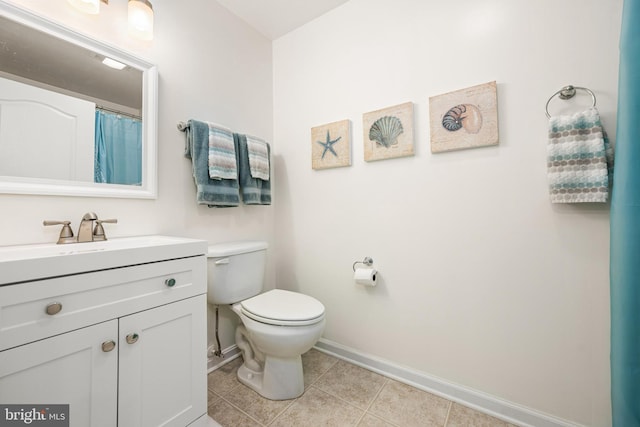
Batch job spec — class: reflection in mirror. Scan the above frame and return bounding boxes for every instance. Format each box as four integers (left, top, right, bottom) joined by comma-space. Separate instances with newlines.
0, 2, 157, 198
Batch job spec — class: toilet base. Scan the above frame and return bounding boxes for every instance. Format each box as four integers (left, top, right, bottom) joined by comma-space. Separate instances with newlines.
237, 355, 304, 400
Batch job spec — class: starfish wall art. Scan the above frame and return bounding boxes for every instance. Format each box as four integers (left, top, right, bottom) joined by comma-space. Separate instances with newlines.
311, 119, 351, 170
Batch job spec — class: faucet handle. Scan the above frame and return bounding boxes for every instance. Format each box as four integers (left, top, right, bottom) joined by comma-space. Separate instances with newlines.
43, 220, 75, 244
93, 219, 118, 241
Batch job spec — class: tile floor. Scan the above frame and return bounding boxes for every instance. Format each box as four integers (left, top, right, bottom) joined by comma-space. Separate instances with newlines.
207, 349, 519, 427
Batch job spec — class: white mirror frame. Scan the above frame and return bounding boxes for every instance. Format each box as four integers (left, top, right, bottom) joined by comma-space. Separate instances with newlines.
0, 1, 158, 199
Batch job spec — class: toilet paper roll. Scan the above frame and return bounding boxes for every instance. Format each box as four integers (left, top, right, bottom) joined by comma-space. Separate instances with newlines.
354, 268, 377, 287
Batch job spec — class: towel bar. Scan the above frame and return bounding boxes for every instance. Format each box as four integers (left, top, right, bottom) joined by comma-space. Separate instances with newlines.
177, 121, 188, 131
545, 85, 597, 118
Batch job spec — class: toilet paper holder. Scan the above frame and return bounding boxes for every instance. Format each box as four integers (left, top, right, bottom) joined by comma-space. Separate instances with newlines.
352, 257, 374, 271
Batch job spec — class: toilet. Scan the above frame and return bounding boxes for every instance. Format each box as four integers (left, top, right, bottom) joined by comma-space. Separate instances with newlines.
206, 241, 325, 400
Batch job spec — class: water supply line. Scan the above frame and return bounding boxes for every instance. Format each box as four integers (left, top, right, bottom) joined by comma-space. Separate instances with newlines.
214, 306, 223, 358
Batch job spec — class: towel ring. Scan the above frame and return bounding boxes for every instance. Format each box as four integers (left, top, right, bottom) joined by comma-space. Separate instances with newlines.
545, 85, 597, 118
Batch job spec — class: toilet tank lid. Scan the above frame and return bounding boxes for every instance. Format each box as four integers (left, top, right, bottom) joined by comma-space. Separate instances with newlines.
207, 241, 268, 257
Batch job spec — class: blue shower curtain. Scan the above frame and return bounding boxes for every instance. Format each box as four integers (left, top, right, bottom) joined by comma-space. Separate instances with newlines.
610, 0, 640, 425
94, 110, 142, 185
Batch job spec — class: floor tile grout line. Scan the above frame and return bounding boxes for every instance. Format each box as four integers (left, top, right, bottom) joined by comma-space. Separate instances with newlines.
307, 385, 369, 418
208, 372, 284, 427
215, 392, 271, 426
363, 377, 388, 412
265, 396, 299, 426
362, 378, 403, 427
312, 358, 390, 413
306, 357, 339, 387
353, 411, 367, 426
443, 400, 453, 427
309, 383, 370, 412
305, 382, 406, 427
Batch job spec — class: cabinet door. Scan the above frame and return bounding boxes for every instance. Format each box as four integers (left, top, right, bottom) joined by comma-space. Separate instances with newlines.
0, 320, 118, 427
118, 295, 207, 427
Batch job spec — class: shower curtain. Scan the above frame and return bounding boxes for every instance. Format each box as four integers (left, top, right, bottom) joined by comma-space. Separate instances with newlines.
94, 110, 142, 185
610, 0, 640, 425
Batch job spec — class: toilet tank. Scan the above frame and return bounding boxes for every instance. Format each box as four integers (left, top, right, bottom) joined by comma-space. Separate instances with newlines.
206, 241, 268, 305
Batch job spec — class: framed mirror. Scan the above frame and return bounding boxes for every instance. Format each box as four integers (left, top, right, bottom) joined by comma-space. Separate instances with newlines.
0, 1, 157, 198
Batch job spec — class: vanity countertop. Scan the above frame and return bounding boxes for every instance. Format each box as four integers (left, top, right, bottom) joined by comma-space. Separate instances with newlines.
0, 235, 208, 285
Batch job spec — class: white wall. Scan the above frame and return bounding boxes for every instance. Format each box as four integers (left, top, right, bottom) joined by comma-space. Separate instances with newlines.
272, 0, 621, 425
1, 0, 274, 355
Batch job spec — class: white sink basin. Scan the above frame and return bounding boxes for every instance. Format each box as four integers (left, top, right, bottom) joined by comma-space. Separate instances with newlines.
0, 235, 208, 285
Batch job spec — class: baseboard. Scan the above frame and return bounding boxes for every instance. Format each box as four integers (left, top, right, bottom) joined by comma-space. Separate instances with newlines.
207, 344, 242, 372
315, 338, 580, 427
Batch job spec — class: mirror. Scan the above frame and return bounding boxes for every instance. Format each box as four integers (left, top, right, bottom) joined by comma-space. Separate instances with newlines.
0, 2, 157, 198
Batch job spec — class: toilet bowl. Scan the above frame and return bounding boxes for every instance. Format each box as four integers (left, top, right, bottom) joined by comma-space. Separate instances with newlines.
232, 289, 325, 399
207, 242, 325, 400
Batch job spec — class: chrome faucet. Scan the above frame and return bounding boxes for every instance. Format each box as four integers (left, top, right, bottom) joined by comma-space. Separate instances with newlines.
77, 212, 98, 243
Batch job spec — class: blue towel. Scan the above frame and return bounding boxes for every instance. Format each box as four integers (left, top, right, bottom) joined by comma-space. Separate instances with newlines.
235, 133, 271, 205
185, 120, 240, 207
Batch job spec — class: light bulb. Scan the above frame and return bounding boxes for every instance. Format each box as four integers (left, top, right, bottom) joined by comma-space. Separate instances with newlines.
128, 0, 154, 41
67, 0, 100, 14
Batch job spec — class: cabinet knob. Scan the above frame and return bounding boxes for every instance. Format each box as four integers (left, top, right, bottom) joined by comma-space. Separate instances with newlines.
126, 333, 139, 344
45, 302, 63, 315
102, 340, 116, 352
165, 278, 176, 287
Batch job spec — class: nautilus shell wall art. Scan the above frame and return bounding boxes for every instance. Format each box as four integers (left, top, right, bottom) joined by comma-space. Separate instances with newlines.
429, 81, 499, 153
363, 102, 414, 162
441, 104, 483, 134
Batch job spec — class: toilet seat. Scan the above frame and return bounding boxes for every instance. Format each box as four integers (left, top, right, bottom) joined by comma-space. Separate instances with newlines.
240, 289, 325, 326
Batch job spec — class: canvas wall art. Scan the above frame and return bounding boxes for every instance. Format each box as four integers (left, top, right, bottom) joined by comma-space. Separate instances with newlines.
429, 81, 499, 153
363, 102, 414, 162
311, 119, 351, 170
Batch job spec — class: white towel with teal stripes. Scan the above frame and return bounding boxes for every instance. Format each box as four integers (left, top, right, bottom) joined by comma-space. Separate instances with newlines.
207, 123, 237, 180
547, 107, 614, 203
245, 135, 270, 181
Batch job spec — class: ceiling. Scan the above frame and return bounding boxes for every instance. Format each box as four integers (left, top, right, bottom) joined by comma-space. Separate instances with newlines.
215, 0, 350, 40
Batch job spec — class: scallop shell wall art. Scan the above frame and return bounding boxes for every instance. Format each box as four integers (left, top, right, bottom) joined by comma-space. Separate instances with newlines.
429, 81, 499, 153
369, 116, 404, 148
311, 119, 351, 170
363, 102, 414, 161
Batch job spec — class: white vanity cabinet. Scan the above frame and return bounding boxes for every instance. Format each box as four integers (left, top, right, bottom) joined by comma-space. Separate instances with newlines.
0, 319, 119, 426
118, 295, 206, 427
0, 236, 209, 427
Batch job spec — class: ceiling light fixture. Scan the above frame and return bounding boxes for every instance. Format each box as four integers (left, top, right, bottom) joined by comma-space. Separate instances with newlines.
128, 0, 154, 41
67, 0, 108, 15
68, 0, 154, 41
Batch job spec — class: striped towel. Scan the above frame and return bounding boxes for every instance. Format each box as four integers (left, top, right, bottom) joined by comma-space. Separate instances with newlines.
245, 135, 270, 181
547, 107, 614, 203
207, 123, 237, 180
